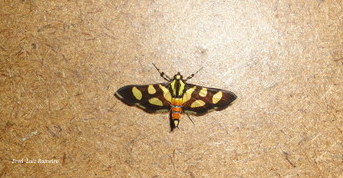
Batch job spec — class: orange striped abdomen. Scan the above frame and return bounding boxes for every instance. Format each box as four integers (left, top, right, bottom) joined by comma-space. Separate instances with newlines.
171, 98, 183, 127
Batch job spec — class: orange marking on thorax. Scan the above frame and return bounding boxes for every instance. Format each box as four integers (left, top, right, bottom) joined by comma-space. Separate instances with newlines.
171, 98, 183, 106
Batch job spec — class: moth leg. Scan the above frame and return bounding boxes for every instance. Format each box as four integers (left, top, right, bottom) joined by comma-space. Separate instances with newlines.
185, 113, 195, 125
152, 63, 172, 81
185, 66, 203, 81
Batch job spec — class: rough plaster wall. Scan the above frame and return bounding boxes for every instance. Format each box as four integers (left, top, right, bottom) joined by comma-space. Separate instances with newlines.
0, 0, 342, 177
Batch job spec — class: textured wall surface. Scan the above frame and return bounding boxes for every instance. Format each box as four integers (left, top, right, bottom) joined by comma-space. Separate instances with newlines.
1, 0, 342, 177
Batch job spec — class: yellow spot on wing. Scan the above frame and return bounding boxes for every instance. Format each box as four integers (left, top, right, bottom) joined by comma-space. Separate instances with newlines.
182, 86, 196, 103
132, 87, 142, 100
199, 88, 207, 97
191, 100, 206, 108
159, 85, 172, 102
149, 97, 163, 106
212, 91, 222, 104
148, 85, 156, 94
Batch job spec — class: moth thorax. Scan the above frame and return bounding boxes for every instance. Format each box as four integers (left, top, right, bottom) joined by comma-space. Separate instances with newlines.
170, 79, 186, 97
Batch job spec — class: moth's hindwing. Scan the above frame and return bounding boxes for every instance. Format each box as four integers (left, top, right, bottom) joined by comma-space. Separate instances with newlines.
115, 84, 171, 113
182, 84, 237, 115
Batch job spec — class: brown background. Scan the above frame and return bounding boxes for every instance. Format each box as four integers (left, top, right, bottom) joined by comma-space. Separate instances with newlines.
1, 0, 342, 177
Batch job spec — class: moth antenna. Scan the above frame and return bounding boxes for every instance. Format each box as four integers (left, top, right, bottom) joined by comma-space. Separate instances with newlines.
185, 66, 203, 81
152, 63, 171, 81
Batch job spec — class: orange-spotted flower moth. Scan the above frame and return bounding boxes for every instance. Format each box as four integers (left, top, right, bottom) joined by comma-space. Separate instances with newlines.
115, 64, 237, 131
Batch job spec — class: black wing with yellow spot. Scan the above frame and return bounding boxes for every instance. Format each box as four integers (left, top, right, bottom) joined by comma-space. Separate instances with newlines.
182, 83, 237, 115
115, 83, 171, 113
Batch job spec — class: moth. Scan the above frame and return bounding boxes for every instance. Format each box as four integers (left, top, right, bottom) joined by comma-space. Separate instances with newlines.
115, 64, 237, 131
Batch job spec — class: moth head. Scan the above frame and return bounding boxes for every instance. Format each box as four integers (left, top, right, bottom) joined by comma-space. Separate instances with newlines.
174, 72, 183, 80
